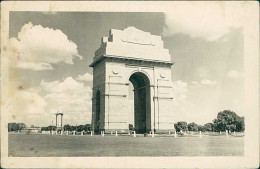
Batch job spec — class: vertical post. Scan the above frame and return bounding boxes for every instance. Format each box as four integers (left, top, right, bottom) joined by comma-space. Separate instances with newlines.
81, 131, 83, 136
115, 131, 118, 137
168, 131, 171, 135
234, 131, 236, 135
133, 131, 136, 138
199, 131, 202, 138
61, 130, 63, 135
174, 131, 177, 138
91, 131, 93, 136
152, 131, 155, 138
66, 130, 68, 135
111, 131, 113, 135
55, 114, 58, 131
220, 131, 221, 134
73, 130, 75, 136
61, 114, 63, 131
226, 130, 228, 138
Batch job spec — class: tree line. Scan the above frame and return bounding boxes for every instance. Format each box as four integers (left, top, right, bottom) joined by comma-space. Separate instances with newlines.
8, 123, 26, 132
41, 124, 92, 132
174, 110, 245, 132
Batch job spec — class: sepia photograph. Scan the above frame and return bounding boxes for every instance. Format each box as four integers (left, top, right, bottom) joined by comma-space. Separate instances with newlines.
1, 1, 259, 168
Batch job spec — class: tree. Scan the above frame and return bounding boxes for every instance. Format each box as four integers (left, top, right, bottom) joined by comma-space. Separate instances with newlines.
129, 124, 135, 131
174, 121, 188, 132
198, 125, 206, 132
204, 123, 214, 132
213, 110, 245, 132
8, 123, 26, 132
63, 124, 72, 131
188, 122, 198, 132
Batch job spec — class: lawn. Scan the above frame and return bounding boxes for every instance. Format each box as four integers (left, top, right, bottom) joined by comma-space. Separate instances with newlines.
8, 133, 244, 157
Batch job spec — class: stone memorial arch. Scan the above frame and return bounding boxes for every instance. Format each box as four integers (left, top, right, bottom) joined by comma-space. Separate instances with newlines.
90, 27, 174, 133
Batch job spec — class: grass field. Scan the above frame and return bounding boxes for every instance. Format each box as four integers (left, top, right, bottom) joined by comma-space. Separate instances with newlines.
8, 133, 244, 157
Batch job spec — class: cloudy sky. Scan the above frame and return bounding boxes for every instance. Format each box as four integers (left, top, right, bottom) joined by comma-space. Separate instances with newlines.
8, 4, 245, 127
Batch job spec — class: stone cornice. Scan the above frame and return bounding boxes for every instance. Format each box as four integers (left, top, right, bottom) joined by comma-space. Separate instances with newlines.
89, 55, 174, 67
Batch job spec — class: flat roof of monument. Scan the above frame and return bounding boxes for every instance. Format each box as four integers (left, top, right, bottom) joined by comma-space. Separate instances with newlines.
90, 27, 172, 66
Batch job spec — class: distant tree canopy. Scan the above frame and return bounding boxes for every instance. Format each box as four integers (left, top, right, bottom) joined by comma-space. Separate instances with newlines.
174, 121, 188, 132
174, 110, 244, 132
129, 124, 135, 131
204, 123, 214, 132
8, 123, 26, 132
213, 110, 244, 132
63, 124, 91, 132
187, 122, 198, 131
41, 125, 56, 131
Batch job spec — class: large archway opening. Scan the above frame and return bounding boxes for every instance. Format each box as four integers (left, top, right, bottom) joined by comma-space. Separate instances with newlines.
129, 72, 151, 133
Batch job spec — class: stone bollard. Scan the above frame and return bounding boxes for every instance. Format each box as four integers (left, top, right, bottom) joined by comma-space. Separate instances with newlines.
90, 131, 93, 136
220, 131, 221, 134
149, 131, 152, 134
66, 131, 69, 135
115, 131, 118, 137
61, 131, 63, 135
81, 131, 83, 136
152, 131, 155, 138
73, 131, 75, 136
168, 131, 171, 135
233, 131, 236, 135
111, 131, 113, 135
128, 131, 130, 135
174, 131, 177, 138
226, 130, 228, 138
133, 131, 136, 138
55, 131, 57, 135
199, 131, 202, 138
51, 130, 53, 135
102, 131, 105, 137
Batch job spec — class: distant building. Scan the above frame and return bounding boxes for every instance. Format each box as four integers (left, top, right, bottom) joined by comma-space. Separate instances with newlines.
21, 127, 41, 133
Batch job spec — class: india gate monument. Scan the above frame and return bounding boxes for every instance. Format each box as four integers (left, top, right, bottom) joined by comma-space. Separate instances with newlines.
90, 27, 174, 134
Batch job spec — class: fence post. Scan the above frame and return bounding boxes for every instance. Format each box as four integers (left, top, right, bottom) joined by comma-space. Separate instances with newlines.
115, 131, 118, 137
226, 130, 228, 138
133, 131, 136, 138
199, 131, 202, 138
90, 131, 93, 136
152, 131, 155, 138
174, 131, 177, 138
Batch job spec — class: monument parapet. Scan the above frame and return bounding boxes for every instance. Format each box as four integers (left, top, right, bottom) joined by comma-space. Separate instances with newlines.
91, 27, 171, 67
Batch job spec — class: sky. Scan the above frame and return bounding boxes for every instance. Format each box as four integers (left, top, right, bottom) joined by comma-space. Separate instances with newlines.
7, 6, 245, 127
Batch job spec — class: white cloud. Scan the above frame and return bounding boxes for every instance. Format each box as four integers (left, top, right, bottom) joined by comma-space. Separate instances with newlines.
172, 80, 188, 105
201, 79, 217, 85
227, 70, 244, 79
8, 22, 82, 70
41, 77, 93, 124
76, 72, 92, 82
9, 88, 47, 123
163, 2, 244, 40
17, 62, 53, 70
9, 76, 93, 126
